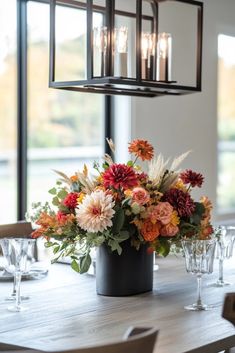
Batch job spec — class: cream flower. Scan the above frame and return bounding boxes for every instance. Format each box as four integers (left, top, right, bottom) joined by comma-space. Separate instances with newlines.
76, 190, 115, 233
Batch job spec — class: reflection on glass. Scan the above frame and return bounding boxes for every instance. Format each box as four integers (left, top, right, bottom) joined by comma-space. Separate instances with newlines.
27, 1, 104, 209
115, 27, 128, 77
55, 4, 87, 81
217, 34, 235, 213
157, 33, 172, 81
93, 26, 108, 76
0, 0, 17, 224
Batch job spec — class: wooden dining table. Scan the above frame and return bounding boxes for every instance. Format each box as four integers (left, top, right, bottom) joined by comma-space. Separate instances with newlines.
0, 255, 234, 353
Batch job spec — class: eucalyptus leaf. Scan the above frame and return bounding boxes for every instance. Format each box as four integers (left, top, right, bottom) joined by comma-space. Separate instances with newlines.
156, 238, 171, 257
52, 196, 60, 206
57, 189, 68, 200
79, 254, 92, 274
48, 187, 57, 195
53, 245, 61, 254
108, 239, 122, 255
45, 241, 55, 248
71, 259, 80, 273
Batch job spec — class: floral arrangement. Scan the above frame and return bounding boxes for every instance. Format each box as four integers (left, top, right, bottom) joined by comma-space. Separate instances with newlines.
30, 139, 213, 273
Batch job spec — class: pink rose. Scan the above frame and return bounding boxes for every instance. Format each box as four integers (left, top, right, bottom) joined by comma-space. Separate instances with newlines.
132, 187, 150, 205
150, 202, 173, 225
161, 224, 179, 237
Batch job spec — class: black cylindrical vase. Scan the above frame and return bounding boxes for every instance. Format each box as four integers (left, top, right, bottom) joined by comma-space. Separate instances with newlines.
96, 241, 153, 296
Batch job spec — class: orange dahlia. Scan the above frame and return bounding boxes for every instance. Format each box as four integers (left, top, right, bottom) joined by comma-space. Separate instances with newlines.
128, 139, 154, 161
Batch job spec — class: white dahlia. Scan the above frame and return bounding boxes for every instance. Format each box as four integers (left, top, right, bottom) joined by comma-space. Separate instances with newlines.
76, 190, 115, 233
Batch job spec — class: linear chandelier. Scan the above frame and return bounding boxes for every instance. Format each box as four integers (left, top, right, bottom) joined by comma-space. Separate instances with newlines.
49, 0, 203, 97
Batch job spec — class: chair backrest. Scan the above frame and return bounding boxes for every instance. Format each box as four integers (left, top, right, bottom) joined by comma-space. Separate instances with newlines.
0, 221, 33, 238
0, 221, 37, 260
222, 293, 235, 326
0, 327, 159, 353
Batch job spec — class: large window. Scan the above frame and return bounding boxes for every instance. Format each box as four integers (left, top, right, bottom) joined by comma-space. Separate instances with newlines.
0, 1, 17, 223
0, 0, 107, 224
217, 34, 235, 215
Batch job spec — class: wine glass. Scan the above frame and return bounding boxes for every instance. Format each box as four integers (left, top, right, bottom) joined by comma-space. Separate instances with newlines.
0, 237, 35, 301
213, 226, 235, 287
182, 239, 216, 311
0, 238, 35, 312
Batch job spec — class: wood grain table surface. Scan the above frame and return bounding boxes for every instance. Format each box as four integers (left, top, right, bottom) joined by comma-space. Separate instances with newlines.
0, 256, 234, 353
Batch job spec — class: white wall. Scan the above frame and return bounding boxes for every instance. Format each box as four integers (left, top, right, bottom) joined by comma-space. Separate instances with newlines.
129, 0, 235, 222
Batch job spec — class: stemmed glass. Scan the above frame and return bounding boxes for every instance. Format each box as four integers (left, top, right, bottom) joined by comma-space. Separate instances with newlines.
1, 238, 35, 301
213, 226, 235, 287
0, 238, 35, 311
182, 239, 216, 311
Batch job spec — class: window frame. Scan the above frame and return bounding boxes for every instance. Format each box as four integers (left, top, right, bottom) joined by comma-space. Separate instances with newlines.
216, 31, 235, 223
16, 0, 112, 220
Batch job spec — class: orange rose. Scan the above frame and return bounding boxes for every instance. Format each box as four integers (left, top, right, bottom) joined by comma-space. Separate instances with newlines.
161, 224, 179, 237
132, 187, 150, 205
141, 220, 160, 241
149, 202, 173, 225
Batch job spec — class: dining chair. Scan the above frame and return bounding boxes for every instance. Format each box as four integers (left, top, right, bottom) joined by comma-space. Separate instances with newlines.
222, 292, 235, 326
0, 221, 33, 238
0, 221, 37, 259
0, 326, 159, 353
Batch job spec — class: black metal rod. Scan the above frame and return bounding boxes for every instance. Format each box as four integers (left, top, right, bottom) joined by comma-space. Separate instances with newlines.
136, 0, 142, 81
49, 0, 55, 83
196, 3, 203, 90
87, 0, 93, 80
104, 96, 113, 155
17, 0, 28, 220
152, 2, 158, 81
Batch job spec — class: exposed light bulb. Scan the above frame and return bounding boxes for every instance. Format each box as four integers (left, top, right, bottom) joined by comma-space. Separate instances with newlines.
116, 26, 128, 54
93, 26, 107, 53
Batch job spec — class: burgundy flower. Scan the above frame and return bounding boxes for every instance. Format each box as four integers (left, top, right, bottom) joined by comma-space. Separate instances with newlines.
63, 192, 79, 209
163, 188, 195, 218
103, 164, 138, 190
180, 170, 204, 188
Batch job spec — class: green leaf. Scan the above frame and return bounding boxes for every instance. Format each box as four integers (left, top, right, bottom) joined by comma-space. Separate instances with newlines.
79, 254, 92, 274
127, 160, 134, 167
45, 241, 55, 248
189, 202, 205, 226
53, 245, 61, 254
112, 208, 125, 234
60, 242, 69, 251
48, 187, 57, 195
156, 238, 171, 257
102, 162, 109, 170
71, 259, 80, 273
57, 189, 68, 200
52, 196, 60, 206
118, 230, 129, 242
108, 239, 122, 255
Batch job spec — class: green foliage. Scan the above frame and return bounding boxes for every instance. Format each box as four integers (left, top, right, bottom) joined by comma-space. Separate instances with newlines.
71, 259, 80, 273
79, 254, 92, 274
190, 202, 205, 225
155, 238, 171, 257
112, 208, 125, 234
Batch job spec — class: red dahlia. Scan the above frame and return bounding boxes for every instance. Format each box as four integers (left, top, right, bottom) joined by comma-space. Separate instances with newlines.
163, 188, 195, 218
180, 170, 204, 188
63, 192, 79, 209
103, 164, 138, 190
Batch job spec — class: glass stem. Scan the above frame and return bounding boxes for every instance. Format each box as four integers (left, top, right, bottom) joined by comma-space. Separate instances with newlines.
219, 258, 224, 283
12, 275, 16, 297
15, 270, 22, 310
196, 275, 203, 307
